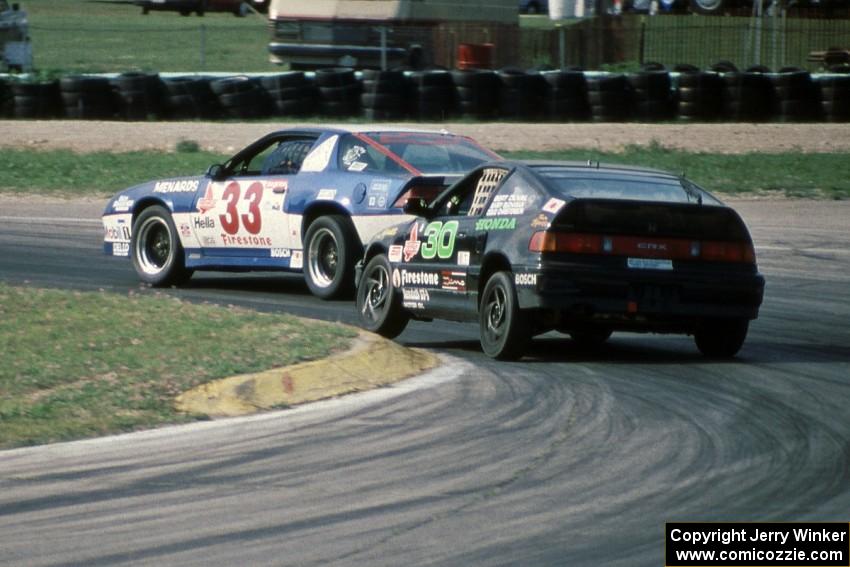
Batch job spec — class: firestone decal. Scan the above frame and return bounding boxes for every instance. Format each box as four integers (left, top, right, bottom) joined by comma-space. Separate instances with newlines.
400, 269, 440, 287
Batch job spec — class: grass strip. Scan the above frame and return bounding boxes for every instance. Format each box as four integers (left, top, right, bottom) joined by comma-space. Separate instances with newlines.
1, 146, 848, 199
0, 283, 356, 449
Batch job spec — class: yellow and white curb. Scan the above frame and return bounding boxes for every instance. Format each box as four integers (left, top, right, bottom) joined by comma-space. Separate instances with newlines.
176, 332, 439, 418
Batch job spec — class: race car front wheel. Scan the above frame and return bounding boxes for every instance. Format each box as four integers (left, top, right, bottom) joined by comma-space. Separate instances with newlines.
356, 254, 409, 339
131, 205, 193, 287
304, 215, 360, 299
479, 271, 530, 360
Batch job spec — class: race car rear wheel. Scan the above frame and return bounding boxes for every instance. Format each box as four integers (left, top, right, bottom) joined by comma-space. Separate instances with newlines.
304, 215, 359, 299
694, 318, 749, 358
131, 205, 193, 287
479, 271, 530, 360
356, 254, 409, 339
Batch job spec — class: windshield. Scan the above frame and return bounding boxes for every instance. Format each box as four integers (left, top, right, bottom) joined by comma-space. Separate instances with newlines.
340, 132, 499, 175
534, 167, 722, 205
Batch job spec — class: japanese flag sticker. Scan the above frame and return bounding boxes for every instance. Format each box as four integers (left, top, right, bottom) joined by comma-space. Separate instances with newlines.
542, 198, 566, 214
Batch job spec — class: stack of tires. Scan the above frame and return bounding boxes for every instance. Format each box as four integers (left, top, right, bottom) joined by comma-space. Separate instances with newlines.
11, 80, 61, 118
407, 70, 455, 120
0, 78, 12, 117
315, 68, 360, 117
675, 65, 723, 121
628, 67, 675, 121
541, 69, 590, 121
497, 69, 547, 120
162, 76, 220, 119
714, 63, 773, 122
770, 68, 819, 122
817, 73, 850, 122
111, 72, 164, 120
360, 69, 407, 120
451, 69, 500, 120
59, 76, 116, 119
210, 76, 270, 119
260, 72, 317, 117
586, 74, 632, 122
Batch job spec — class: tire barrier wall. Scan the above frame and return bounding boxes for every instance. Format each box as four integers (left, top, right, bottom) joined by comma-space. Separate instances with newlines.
2, 65, 849, 122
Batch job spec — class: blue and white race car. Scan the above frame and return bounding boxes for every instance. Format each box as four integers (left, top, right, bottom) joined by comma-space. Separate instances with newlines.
102, 127, 498, 298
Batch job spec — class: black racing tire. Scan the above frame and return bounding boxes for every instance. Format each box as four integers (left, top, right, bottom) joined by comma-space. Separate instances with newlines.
314, 68, 356, 88
694, 318, 749, 358
479, 271, 530, 360
131, 205, 193, 287
259, 72, 307, 91
303, 215, 360, 300
356, 254, 410, 338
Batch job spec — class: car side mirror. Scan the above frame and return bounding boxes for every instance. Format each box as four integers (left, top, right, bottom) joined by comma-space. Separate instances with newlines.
206, 164, 226, 181
403, 197, 430, 218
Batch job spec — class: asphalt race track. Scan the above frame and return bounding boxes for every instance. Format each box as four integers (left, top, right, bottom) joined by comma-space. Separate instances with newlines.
1, 198, 849, 566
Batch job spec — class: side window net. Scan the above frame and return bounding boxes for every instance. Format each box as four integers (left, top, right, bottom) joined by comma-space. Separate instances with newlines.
467, 168, 508, 216
262, 140, 315, 175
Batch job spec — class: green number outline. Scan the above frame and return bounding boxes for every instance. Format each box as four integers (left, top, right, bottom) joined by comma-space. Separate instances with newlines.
420, 220, 458, 260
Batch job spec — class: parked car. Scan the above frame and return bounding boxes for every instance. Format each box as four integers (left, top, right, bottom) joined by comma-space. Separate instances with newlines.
356, 160, 765, 359
136, 0, 267, 16
102, 127, 498, 298
519, 0, 548, 13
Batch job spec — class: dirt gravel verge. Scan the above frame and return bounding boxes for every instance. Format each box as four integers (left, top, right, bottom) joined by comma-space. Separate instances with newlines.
2, 120, 848, 154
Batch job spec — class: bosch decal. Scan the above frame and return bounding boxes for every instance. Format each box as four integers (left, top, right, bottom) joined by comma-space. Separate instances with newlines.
515, 273, 538, 286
